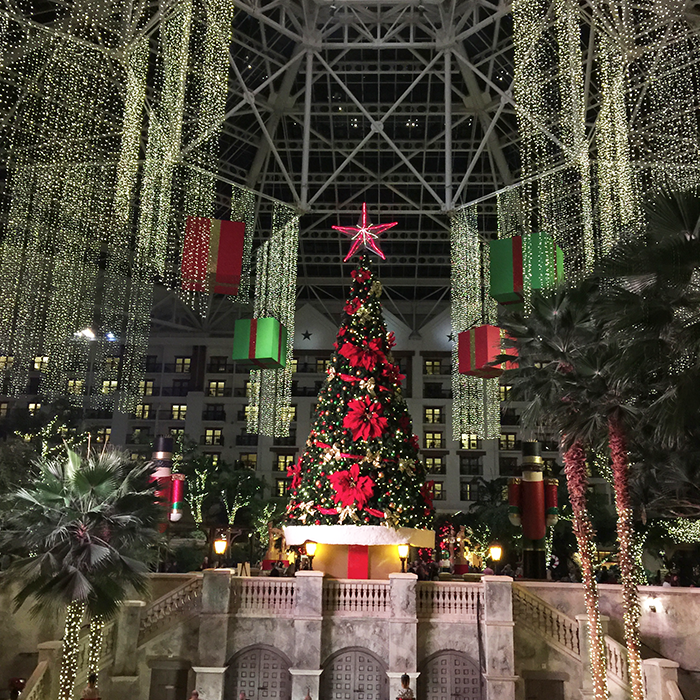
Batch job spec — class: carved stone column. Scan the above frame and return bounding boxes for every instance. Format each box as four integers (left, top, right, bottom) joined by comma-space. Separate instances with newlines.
195, 569, 234, 700
289, 570, 325, 700
482, 576, 518, 700
387, 573, 419, 698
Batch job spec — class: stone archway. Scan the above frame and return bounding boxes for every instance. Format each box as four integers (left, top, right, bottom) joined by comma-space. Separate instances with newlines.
320, 648, 389, 700
418, 650, 482, 700
225, 645, 292, 700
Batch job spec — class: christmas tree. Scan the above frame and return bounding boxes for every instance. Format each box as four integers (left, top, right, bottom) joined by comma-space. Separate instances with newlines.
284, 253, 435, 545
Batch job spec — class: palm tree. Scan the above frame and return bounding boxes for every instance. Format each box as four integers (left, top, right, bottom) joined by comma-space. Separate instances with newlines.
501, 282, 611, 700
0, 446, 161, 700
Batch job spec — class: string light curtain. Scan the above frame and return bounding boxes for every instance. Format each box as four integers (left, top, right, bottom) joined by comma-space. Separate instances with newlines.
0, 15, 143, 406
450, 206, 500, 441
511, 0, 594, 277
247, 204, 299, 437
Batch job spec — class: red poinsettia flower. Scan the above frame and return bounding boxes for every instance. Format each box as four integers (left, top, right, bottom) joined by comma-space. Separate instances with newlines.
287, 457, 302, 489
387, 331, 396, 349
344, 395, 388, 441
328, 463, 375, 508
351, 268, 372, 282
382, 360, 405, 386
409, 434, 420, 451
421, 481, 435, 509
344, 297, 362, 315
339, 338, 385, 371
399, 414, 411, 431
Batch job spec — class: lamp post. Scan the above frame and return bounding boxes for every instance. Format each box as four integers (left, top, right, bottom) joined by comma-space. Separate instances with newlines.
397, 543, 410, 573
213, 532, 228, 567
304, 540, 317, 570
488, 542, 502, 573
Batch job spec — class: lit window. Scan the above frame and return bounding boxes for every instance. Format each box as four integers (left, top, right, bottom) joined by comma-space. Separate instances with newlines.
460, 456, 483, 475
461, 434, 480, 450
34, 356, 49, 371
28, 402, 41, 415
424, 407, 444, 424
95, 427, 111, 443
171, 404, 187, 420
101, 380, 118, 395
210, 453, 220, 466
139, 379, 155, 396
67, 379, 84, 394
424, 431, 443, 449
104, 356, 120, 370
208, 380, 226, 397
204, 428, 223, 445
0, 402, 8, 418
276, 478, 290, 497
424, 359, 443, 375
460, 480, 477, 501
431, 482, 446, 500
0, 356, 14, 370
170, 427, 185, 438
175, 357, 191, 373
500, 384, 512, 402
245, 381, 254, 398
134, 404, 151, 419
499, 433, 518, 451
283, 405, 297, 422
315, 358, 331, 373
425, 456, 445, 474
289, 358, 298, 373
240, 453, 257, 469
275, 454, 295, 472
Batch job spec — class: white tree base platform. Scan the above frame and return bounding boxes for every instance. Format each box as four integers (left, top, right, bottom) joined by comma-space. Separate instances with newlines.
283, 524, 435, 548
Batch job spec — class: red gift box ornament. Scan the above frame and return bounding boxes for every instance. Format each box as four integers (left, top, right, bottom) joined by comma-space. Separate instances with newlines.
181, 216, 245, 295
458, 324, 517, 378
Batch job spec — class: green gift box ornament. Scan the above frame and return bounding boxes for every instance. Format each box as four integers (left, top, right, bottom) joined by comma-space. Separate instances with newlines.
489, 232, 564, 305
232, 317, 288, 369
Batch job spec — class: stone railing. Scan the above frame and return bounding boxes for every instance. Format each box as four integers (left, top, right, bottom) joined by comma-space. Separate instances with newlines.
20, 660, 48, 700
231, 577, 295, 616
416, 581, 481, 620
322, 580, 392, 617
139, 574, 203, 644
605, 635, 629, 688
512, 583, 580, 658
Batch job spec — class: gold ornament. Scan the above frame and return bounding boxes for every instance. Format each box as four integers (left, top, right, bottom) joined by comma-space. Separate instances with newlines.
356, 305, 371, 321
338, 505, 359, 524
371, 280, 383, 297
384, 510, 401, 529
399, 458, 416, 473
297, 501, 316, 523
362, 449, 382, 468
359, 377, 376, 396
322, 443, 342, 463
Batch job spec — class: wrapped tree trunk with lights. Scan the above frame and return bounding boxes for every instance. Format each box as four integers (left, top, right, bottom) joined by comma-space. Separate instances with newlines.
283, 206, 435, 577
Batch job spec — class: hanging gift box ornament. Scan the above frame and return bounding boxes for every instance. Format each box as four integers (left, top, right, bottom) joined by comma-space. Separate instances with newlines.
489, 232, 564, 304
458, 324, 517, 378
232, 317, 288, 369
181, 216, 246, 295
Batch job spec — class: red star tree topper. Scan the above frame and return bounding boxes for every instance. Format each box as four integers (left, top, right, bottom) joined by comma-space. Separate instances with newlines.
333, 202, 398, 261
283, 254, 434, 530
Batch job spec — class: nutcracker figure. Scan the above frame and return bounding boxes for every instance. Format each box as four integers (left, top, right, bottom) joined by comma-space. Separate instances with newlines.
151, 436, 173, 532
507, 441, 559, 579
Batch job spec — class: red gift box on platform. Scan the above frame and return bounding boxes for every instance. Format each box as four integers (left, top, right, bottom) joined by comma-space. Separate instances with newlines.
458, 324, 517, 378
181, 216, 245, 295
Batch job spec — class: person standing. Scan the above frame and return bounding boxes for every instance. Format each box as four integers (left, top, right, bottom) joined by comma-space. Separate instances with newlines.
396, 674, 415, 699
81, 673, 100, 700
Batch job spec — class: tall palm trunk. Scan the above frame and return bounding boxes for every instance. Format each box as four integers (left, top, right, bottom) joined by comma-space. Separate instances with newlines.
59, 599, 86, 700
608, 415, 644, 700
88, 614, 104, 676
564, 441, 609, 700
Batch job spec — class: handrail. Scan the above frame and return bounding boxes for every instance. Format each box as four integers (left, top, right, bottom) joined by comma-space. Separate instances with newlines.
605, 635, 630, 688
20, 660, 48, 700
416, 581, 481, 620
231, 577, 295, 616
139, 575, 203, 644
322, 579, 391, 617
512, 584, 580, 659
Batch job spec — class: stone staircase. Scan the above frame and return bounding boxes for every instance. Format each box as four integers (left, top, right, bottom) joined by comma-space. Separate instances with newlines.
512, 583, 683, 699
